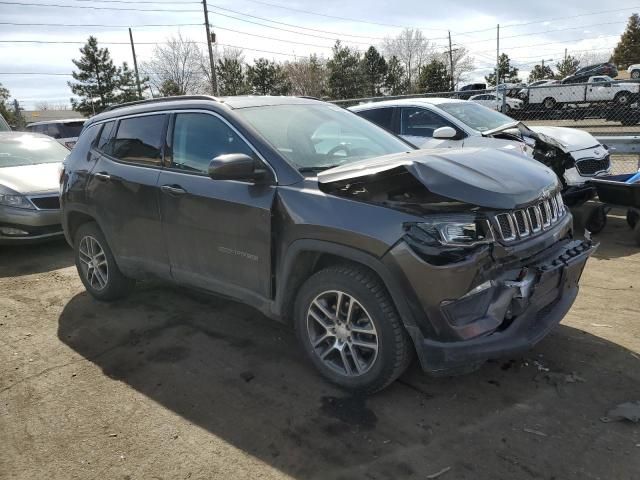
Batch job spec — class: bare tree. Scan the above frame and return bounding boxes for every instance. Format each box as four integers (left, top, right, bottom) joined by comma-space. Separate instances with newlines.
141, 34, 206, 96
382, 28, 436, 92
34, 101, 51, 111
283, 54, 328, 97
444, 46, 475, 90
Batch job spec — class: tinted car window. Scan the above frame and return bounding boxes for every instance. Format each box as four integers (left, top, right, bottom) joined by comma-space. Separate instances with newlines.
400, 107, 450, 137
45, 124, 63, 139
171, 113, 254, 174
60, 121, 85, 137
69, 124, 100, 162
96, 121, 115, 154
111, 115, 166, 166
357, 107, 394, 132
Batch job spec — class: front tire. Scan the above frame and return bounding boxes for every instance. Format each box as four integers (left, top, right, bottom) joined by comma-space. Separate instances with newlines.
294, 265, 413, 394
74, 222, 135, 301
543, 97, 556, 110
615, 91, 632, 106
631, 70, 640, 79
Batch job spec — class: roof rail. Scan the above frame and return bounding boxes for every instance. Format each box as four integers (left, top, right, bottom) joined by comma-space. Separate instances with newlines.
103, 95, 221, 112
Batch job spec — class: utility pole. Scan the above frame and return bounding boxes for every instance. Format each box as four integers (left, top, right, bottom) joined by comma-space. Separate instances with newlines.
496, 24, 500, 88
564, 48, 567, 62
448, 31, 455, 91
202, 0, 218, 95
128, 28, 143, 99
541, 58, 545, 69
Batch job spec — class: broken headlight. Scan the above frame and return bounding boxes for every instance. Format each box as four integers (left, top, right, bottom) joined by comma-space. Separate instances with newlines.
406, 215, 495, 248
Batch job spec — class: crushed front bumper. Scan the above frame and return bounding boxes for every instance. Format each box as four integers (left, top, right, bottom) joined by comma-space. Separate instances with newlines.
387, 233, 597, 375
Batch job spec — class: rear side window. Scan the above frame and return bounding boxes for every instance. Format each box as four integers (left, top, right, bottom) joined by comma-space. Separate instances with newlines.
400, 107, 451, 137
67, 124, 100, 163
111, 115, 166, 166
357, 108, 394, 132
170, 113, 254, 174
96, 121, 115, 154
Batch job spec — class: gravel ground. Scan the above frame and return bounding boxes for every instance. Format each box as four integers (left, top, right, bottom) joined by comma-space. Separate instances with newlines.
1, 207, 639, 480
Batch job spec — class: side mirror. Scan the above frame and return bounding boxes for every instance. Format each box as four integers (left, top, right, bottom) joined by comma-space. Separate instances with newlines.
208, 153, 266, 182
433, 126, 458, 139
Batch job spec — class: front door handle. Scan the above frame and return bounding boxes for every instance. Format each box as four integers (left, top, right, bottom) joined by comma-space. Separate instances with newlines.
94, 172, 111, 181
161, 184, 187, 195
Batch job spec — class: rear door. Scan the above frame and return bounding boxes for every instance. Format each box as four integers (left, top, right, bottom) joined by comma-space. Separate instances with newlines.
158, 111, 276, 299
356, 107, 396, 134
87, 113, 170, 279
398, 106, 463, 149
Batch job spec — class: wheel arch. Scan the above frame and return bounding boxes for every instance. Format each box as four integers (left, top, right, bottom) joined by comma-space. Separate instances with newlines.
64, 209, 97, 247
273, 240, 420, 333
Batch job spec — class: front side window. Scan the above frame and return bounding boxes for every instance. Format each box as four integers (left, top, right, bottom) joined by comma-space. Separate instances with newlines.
111, 115, 166, 166
170, 113, 254, 174
0, 134, 69, 168
236, 104, 411, 171
400, 107, 451, 137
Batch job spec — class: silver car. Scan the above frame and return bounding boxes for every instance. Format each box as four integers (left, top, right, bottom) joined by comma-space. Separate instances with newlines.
0, 132, 68, 244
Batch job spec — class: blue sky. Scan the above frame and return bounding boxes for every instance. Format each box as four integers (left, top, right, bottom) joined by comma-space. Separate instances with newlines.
0, 0, 636, 109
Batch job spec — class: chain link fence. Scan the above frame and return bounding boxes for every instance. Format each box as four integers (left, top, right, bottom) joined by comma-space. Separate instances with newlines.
332, 79, 640, 175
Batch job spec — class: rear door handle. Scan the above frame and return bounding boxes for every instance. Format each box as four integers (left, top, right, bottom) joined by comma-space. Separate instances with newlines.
94, 172, 111, 181
161, 184, 187, 195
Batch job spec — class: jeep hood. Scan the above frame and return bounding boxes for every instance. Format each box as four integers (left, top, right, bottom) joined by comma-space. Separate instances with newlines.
317, 147, 559, 210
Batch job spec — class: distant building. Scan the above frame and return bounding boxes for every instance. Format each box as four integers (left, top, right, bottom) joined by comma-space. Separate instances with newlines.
22, 110, 86, 123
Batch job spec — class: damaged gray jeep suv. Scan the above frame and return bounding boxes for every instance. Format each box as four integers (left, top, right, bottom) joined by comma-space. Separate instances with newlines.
61, 96, 596, 393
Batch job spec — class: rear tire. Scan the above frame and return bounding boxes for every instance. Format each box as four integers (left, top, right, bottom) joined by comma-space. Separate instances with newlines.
294, 265, 413, 394
585, 205, 607, 234
543, 97, 556, 110
634, 223, 640, 246
615, 91, 632, 106
627, 209, 639, 229
74, 222, 135, 301
631, 70, 640, 79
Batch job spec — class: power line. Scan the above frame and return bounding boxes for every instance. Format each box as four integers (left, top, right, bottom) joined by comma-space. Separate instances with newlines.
212, 25, 334, 49
0, 21, 203, 28
208, 4, 384, 40
0, 1, 202, 12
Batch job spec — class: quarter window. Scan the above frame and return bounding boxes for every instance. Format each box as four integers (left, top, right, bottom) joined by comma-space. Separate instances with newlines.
170, 113, 254, 174
111, 115, 166, 166
400, 107, 451, 138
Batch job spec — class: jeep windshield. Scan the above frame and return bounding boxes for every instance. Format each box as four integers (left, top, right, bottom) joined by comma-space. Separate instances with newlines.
235, 104, 412, 172
438, 102, 514, 132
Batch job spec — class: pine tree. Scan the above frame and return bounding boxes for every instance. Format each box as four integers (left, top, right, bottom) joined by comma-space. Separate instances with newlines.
247, 58, 290, 95
327, 41, 363, 99
159, 79, 182, 97
612, 13, 640, 68
217, 57, 248, 95
69, 36, 120, 115
555, 55, 580, 79
361, 46, 387, 97
11, 99, 26, 130
117, 62, 147, 103
418, 59, 450, 92
527, 63, 554, 82
0, 83, 10, 123
384, 56, 407, 95
485, 53, 521, 86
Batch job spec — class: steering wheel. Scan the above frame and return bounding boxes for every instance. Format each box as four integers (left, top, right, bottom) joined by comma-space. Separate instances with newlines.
326, 144, 351, 158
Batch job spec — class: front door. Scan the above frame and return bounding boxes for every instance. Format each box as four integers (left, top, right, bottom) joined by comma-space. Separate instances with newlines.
158, 111, 276, 300
398, 106, 464, 149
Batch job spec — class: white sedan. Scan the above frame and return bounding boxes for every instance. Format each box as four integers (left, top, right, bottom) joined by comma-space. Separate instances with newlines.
349, 98, 610, 204
469, 93, 523, 113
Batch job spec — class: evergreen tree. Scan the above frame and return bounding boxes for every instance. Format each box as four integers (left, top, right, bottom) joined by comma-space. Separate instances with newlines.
555, 55, 580, 79
69, 36, 119, 115
527, 63, 554, 83
158, 79, 182, 97
417, 59, 450, 92
384, 55, 408, 95
485, 53, 521, 86
117, 62, 147, 103
11, 99, 26, 130
612, 13, 640, 68
327, 41, 363, 99
361, 46, 387, 97
0, 83, 10, 123
217, 57, 248, 95
247, 58, 290, 95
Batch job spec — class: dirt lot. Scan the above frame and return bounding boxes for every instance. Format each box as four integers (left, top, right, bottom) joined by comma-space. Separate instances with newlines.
1, 208, 639, 480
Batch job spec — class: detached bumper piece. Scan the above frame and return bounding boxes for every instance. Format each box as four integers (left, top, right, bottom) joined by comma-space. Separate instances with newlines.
416, 239, 597, 375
